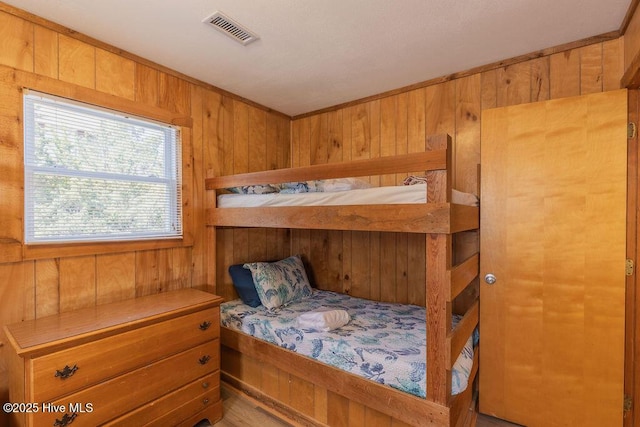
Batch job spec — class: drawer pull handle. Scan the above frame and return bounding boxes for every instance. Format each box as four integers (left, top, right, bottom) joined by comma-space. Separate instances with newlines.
55, 365, 78, 379
199, 355, 211, 365
199, 321, 212, 331
202, 382, 210, 389
203, 398, 210, 405
54, 412, 77, 426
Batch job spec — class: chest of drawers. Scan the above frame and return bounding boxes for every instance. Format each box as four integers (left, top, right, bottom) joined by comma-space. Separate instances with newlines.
3, 288, 223, 427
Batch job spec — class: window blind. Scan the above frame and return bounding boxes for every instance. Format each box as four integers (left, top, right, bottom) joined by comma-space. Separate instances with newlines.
23, 91, 182, 243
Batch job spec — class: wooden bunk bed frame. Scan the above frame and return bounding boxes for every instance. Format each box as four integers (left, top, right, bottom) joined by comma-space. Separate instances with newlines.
205, 134, 480, 427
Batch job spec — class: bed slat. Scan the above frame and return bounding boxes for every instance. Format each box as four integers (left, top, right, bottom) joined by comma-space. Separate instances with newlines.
206, 150, 447, 189
449, 254, 479, 302
209, 203, 455, 233
447, 300, 479, 369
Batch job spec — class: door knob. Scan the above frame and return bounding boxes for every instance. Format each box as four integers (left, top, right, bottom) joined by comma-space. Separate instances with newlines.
484, 273, 497, 285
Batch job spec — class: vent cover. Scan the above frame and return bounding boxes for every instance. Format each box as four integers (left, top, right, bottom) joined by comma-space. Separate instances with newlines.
202, 11, 259, 45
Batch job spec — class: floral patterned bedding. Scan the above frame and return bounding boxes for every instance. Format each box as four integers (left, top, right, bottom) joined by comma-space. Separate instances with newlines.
221, 289, 476, 397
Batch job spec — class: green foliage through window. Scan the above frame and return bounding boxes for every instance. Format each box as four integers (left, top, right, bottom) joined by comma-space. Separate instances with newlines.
24, 91, 182, 243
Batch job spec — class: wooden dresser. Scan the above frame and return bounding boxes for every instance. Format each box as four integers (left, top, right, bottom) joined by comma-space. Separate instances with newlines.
3, 288, 224, 427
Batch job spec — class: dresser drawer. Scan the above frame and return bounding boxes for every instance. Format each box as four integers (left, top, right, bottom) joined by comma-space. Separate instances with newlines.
28, 340, 219, 426
103, 372, 220, 426
29, 307, 219, 402
144, 389, 222, 427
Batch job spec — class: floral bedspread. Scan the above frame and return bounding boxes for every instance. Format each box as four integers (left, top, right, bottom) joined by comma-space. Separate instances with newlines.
221, 290, 475, 397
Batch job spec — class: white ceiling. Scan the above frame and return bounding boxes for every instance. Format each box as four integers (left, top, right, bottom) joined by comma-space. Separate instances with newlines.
3, 0, 632, 116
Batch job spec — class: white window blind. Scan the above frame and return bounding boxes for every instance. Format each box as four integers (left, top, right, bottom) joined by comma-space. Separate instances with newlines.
24, 91, 182, 244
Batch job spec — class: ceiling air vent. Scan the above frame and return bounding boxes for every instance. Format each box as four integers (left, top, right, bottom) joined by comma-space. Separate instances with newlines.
202, 11, 260, 46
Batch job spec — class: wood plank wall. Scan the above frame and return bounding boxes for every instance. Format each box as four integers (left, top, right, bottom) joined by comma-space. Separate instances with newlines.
289, 39, 624, 312
0, 2, 631, 427
0, 6, 290, 425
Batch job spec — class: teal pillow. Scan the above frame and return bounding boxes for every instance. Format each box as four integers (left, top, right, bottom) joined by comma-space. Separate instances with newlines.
244, 255, 313, 310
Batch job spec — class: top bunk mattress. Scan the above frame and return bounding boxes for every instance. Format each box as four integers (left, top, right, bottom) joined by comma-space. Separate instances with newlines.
217, 184, 478, 208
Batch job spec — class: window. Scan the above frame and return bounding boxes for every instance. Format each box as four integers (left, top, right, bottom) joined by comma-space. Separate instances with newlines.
23, 91, 182, 244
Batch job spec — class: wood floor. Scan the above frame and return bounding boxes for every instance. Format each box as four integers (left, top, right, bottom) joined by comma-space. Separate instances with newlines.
214, 384, 521, 427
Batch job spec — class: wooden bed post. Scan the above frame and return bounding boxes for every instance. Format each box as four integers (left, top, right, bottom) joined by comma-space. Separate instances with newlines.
425, 134, 453, 406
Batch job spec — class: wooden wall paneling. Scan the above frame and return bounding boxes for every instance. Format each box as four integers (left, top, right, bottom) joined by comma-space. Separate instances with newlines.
625, 4, 640, 74
405, 85, 425, 313
340, 107, 353, 296
168, 246, 192, 290
218, 228, 236, 302
218, 95, 236, 297
407, 88, 426, 168
249, 107, 267, 173
181, 125, 195, 246
426, 81, 456, 140
480, 69, 498, 111
310, 112, 325, 165
58, 34, 95, 89
59, 255, 96, 312
350, 231, 371, 299
232, 99, 250, 270
96, 252, 136, 304
453, 75, 481, 308
135, 64, 159, 106
267, 114, 282, 171
0, 261, 35, 427
379, 97, 398, 303
308, 113, 330, 287
203, 90, 225, 292
0, 80, 23, 261
0, 10, 34, 72
96, 48, 135, 100
277, 114, 290, 169
190, 85, 206, 287
135, 250, 161, 296
454, 75, 481, 193
350, 103, 371, 299
35, 259, 60, 318
158, 72, 190, 115
34, 25, 58, 79
327, 109, 344, 164
221, 96, 235, 177
550, 50, 581, 99
580, 43, 604, 95
394, 94, 409, 304
497, 62, 532, 107
247, 107, 268, 265
530, 57, 551, 103
292, 116, 313, 282
604, 38, 624, 91
368, 99, 382, 301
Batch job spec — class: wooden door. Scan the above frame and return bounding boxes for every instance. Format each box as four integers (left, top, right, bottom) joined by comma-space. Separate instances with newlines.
479, 89, 628, 427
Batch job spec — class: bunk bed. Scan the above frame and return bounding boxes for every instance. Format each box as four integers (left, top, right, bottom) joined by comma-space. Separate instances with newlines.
205, 134, 480, 427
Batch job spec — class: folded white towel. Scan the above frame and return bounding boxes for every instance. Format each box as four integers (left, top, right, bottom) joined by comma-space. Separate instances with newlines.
296, 309, 350, 332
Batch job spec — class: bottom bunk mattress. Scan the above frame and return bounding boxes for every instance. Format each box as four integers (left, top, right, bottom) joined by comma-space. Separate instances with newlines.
220, 289, 475, 398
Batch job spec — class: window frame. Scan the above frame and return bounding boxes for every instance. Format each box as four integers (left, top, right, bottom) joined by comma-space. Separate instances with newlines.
23, 90, 184, 245
14, 80, 193, 261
